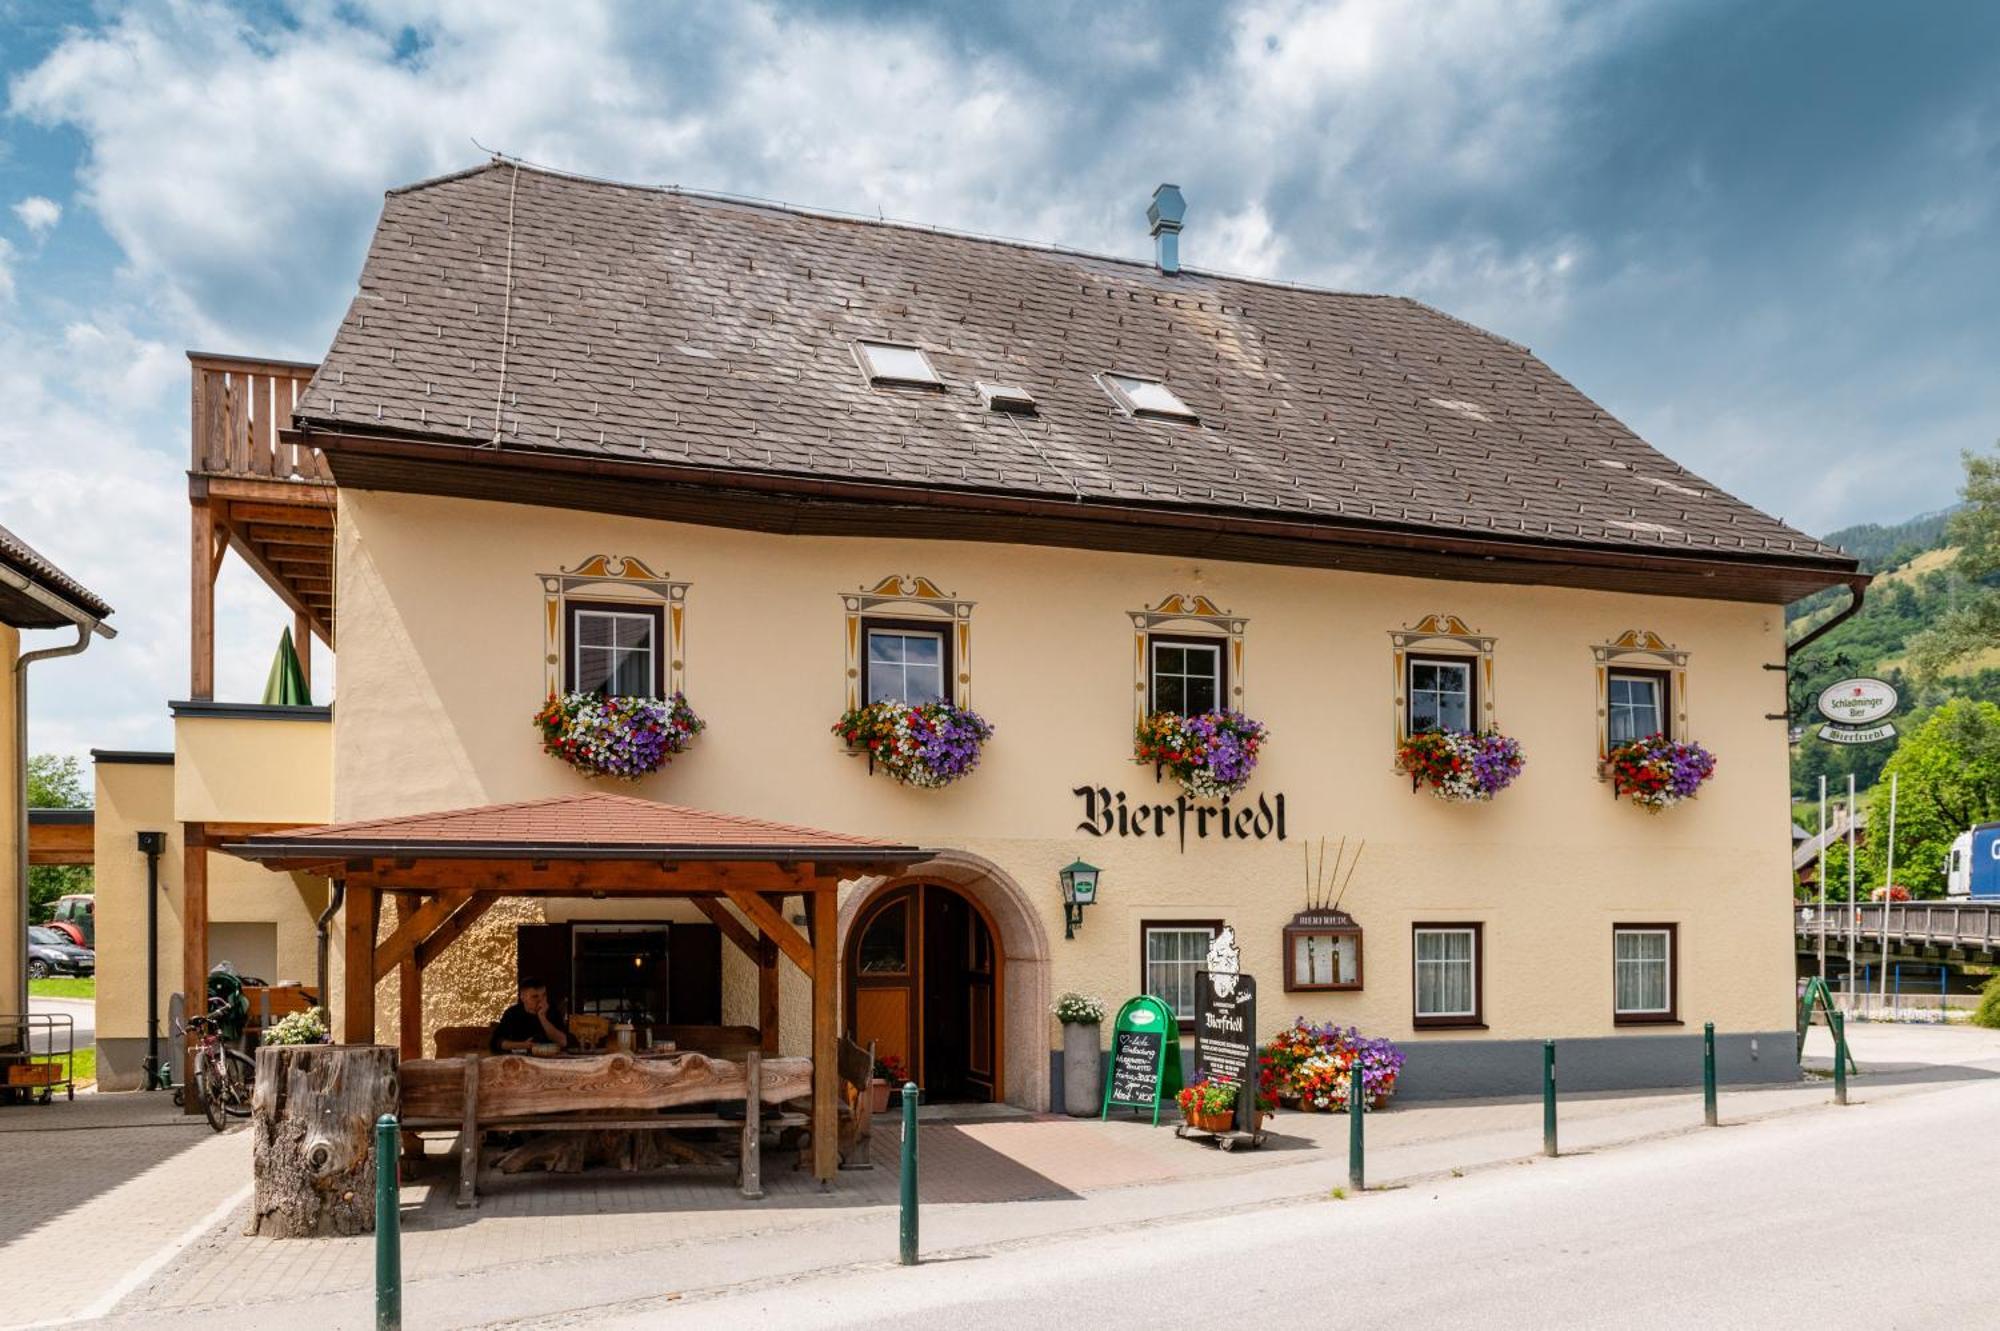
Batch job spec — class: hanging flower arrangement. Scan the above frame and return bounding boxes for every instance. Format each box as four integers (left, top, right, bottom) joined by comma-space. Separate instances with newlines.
1135, 710, 1269, 800
1260, 1019, 1404, 1112
834, 700, 994, 789
1396, 728, 1525, 802
534, 691, 705, 781
1605, 734, 1716, 812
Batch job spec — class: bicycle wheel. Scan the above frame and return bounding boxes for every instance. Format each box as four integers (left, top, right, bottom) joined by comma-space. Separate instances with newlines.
200, 1058, 229, 1132
220, 1049, 257, 1118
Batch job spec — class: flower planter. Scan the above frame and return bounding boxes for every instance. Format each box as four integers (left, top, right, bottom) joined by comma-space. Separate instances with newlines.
1135, 710, 1268, 800
1396, 728, 1524, 802
834, 700, 994, 788
1606, 735, 1717, 811
535, 691, 705, 780
1061, 1020, 1103, 1116
1186, 1107, 1237, 1134
869, 1078, 890, 1114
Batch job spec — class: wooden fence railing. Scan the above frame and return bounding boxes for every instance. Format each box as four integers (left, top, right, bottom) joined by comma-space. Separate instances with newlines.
1797, 902, 2000, 951
189, 354, 329, 485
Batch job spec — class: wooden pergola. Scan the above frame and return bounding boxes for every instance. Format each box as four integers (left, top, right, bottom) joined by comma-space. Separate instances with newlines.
224, 792, 928, 1183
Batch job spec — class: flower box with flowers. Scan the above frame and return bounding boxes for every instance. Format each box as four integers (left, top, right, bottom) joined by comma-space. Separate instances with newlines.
1135, 710, 1268, 800
1396, 728, 1525, 803
1261, 1019, 1405, 1112
870, 1053, 909, 1113
1174, 1077, 1272, 1134
534, 690, 705, 780
834, 700, 994, 789
1605, 734, 1716, 812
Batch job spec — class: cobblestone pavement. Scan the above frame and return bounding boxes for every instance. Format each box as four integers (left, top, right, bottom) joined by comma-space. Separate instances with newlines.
39, 1024, 2000, 1330
0, 1091, 211, 1245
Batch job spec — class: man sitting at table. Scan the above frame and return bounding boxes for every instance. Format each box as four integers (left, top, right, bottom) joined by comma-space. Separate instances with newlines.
491, 978, 570, 1053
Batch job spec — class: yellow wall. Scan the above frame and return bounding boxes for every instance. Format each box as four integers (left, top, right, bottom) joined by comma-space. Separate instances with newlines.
173, 713, 332, 824
329, 488, 1797, 1083
94, 756, 328, 1090
0, 623, 19, 1012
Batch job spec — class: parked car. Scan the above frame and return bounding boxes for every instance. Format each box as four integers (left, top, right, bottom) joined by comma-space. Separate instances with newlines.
46, 895, 94, 947
26, 926, 94, 979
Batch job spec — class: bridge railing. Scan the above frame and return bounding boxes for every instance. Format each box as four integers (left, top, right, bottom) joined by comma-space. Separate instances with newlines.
1796, 902, 2000, 951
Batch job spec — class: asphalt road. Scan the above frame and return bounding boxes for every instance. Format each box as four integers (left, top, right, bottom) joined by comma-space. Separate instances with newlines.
609, 1073, 2000, 1330
27, 995, 94, 1055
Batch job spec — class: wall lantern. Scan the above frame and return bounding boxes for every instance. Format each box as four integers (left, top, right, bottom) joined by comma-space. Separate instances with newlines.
1058, 859, 1101, 940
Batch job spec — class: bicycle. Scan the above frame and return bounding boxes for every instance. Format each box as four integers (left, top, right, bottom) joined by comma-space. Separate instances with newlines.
175, 1009, 256, 1132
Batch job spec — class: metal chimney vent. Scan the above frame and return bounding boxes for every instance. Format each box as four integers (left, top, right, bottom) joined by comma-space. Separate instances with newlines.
1148, 184, 1187, 275
976, 381, 1037, 415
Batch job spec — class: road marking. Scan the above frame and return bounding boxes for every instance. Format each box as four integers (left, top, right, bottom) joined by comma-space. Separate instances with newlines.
53, 1180, 251, 1326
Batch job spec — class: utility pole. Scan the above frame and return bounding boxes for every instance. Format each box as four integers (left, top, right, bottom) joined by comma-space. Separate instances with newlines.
1845, 772, 1857, 1006
1817, 775, 1828, 983
1879, 772, 1899, 1006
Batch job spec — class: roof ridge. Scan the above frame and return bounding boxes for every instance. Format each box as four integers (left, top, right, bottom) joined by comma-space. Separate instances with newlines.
395, 153, 1406, 306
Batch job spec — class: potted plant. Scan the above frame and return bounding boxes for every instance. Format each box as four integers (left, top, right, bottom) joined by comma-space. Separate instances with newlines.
261, 1006, 331, 1046
1396, 728, 1525, 802
1053, 992, 1108, 1116
1135, 710, 1268, 799
534, 690, 705, 780
1605, 734, 1716, 811
1260, 1019, 1405, 1112
1175, 1078, 1241, 1133
834, 700, 995, 788
870, 1053, 908, 1113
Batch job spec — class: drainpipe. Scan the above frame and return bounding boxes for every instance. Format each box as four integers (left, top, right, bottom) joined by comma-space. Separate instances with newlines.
137, 831, 165, 1087
316, 878, 346, 1018
6, 579, 115, 1026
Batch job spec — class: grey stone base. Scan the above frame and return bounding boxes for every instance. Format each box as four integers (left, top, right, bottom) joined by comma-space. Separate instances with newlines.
1048, 1029, 1797, 1112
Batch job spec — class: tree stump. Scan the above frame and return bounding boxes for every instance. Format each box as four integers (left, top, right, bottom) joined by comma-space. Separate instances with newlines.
250, 1044, 400, 1238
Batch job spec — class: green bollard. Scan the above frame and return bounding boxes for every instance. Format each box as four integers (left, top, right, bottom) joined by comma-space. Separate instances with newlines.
1831, 1011, 1849, 1106
1348, 1062, 1365, 1193
1703, 1022, 1718, 1127
899, 1081, 919, 1266
1542, 1040, 1557, 1158
375, 1113, 401, 1331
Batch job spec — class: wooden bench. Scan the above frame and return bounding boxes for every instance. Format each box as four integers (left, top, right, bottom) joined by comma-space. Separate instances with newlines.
400, 1049, 810, 1206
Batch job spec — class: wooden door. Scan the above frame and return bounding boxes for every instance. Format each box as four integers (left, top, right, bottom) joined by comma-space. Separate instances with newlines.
849, 889, 916, 1081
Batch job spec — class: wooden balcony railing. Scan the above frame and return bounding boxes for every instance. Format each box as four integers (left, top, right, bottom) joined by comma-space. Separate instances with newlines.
189, 353, 330, 486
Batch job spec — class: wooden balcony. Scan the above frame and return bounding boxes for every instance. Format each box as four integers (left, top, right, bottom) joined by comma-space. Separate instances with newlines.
188, 352, 334, 700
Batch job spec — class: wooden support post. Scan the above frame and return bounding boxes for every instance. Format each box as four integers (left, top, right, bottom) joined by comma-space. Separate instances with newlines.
343, 888, 379, 1045
811, 885, 838, 1186
294, 609, 313, 697
740, 1047, 764, 1200
759, 934, 781, 1056
396, 893, 423, 1061
456, 1055, 480, 1209
181, 824, 208, 1115
190, 500, 218, 701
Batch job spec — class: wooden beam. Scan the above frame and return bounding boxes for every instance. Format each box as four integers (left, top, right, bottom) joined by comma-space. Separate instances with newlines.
415, 892, 499, 970
203, 820, 313, 842
27, 821, 93, 866
342, 886, 378, 1044
725, 888, 813, 976
224, 528, 332, 644
244, 524, 335, 547
294, 610, 313, 695
225, 500, 335, 527
373, 891, 471, 980
811, 886, 838, 1184
191, 475, 335, 507
181, 824, 208, 1115
190, 500, 217, 700
691, 897, 761, 962
396, 892, 424, 1060
759, 932, 781, 1056
327, 860, 819, 896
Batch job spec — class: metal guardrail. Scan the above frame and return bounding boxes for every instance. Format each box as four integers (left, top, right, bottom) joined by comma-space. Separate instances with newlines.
1796, 902, 2000, 952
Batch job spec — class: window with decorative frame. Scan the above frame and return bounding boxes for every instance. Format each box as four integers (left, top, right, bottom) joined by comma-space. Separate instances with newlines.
1390, 614, 1495, 744
540, 555, 688, 699
1130, 593, 1245, 727
1141, 919, 1222, 1024
1412, 922, 1484, 1028
1612, 924, 1678, 1024
842, 575, 974, 710
1593, 631, 1689, 763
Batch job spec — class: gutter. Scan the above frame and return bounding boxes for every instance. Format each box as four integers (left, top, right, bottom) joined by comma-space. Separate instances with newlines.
1783, 577, 1870, 661
5, 564, 115, 1024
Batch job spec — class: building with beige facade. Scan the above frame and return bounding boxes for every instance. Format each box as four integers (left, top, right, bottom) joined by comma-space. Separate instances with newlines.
95, 162, 1866, 1108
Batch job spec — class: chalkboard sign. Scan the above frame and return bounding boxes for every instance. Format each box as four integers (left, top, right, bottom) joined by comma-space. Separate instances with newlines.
1100, 996, 1183, 1124
1195, 970, 1258, 1133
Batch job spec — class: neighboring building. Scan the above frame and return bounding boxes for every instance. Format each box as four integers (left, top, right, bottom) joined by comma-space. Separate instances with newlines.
101, 162, 1865, 1104
1, 522, 112, 1028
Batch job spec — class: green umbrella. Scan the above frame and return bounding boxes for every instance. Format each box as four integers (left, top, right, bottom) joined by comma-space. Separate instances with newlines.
261, 626, 312, 706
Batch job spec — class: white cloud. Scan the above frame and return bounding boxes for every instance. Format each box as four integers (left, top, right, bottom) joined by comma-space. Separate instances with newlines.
11, 195, 59, 236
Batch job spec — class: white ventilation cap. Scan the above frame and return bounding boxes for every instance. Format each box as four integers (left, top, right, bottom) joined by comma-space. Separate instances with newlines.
976, 381, 1036, 414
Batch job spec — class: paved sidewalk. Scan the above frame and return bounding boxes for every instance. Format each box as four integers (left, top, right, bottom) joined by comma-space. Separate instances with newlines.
49, 1023, 2000, 1329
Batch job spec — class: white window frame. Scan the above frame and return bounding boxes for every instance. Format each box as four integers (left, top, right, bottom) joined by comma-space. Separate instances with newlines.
1101, 372, 1197, 421
1607, 671, 1667, 745
855, 341, 941, 387
864, 625, 949, 705
1143, 922, 1218, 1024
571, 606, 660, 698
1148, 637, 1224, 717
1613, 926, 1676, 1021
1407, 657, 1474, 734
1413, 925, 1480, 1025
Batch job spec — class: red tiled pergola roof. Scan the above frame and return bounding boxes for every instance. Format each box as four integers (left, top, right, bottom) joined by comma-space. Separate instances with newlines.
226, 792, 926, 863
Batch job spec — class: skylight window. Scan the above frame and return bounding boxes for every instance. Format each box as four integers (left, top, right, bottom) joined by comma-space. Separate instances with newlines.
855, 341, 941, 388
1102, 372, 1196, 421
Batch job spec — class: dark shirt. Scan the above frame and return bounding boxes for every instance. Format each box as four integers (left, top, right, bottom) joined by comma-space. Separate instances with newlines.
492, 1002, 557, 1052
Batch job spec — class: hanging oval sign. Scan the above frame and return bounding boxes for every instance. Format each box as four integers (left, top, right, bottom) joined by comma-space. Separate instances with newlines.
1816, 677, 1899, 726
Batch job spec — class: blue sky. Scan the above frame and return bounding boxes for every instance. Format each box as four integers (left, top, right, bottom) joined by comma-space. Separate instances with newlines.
1, 0, 1996, 761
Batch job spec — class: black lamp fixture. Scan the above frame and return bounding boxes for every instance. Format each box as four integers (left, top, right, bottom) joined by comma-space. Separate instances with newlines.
1058, 859, 1100, 940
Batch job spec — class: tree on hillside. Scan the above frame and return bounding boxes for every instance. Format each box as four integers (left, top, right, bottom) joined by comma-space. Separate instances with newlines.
1908, 445, 2000, 679
26, 753, 91, 924
1829, 700, 2000, 899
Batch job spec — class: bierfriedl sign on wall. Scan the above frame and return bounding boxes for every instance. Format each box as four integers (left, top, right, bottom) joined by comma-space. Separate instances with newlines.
1815, 677, 1899, 745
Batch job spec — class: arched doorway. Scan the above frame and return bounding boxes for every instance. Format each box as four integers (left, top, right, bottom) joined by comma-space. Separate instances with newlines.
847, 883, 1002, 1103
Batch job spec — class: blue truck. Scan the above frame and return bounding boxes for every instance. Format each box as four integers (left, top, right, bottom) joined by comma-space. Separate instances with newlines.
1944, 823, 2000, 899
